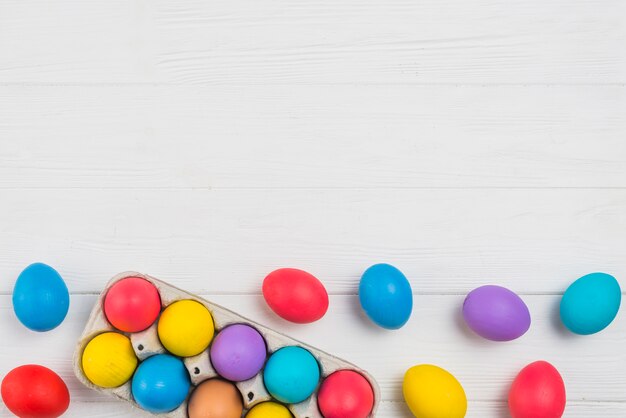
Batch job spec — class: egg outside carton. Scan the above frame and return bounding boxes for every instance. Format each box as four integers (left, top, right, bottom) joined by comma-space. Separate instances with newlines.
73, 272, 381, 418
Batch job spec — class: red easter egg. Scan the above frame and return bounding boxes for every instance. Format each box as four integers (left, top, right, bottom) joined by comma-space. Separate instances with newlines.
104, 277, 161, 332
262, 268, 329, 324
509, 361, 566, 418
1, 365, 70, 418
317, 370, 374, 418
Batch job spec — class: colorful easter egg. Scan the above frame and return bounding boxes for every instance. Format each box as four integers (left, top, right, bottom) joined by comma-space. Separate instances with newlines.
82, 332, 137, 388
263, 268, 329, 323
560, 272, 621, 335
263, 346, 320, 404
1, 365, 70, 418
317, 370, 374, 418
187, 379, 243, 418
131, 354, 190, 413
403, 364, 467, 418
462, 285, 531, 341
509, 361, 566, 418
359, 263, 413, 329
246, 402, 293, 418
158, 299, 214, 357
13, 263, 70, 332
210, 324, 267, 382
103, 277, 161, 333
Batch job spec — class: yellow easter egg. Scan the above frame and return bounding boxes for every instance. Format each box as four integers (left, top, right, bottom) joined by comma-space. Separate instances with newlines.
403, 364, 467, 418
81, 332, 138, 388
158, 299, 214, 357
246, 401, 293, 418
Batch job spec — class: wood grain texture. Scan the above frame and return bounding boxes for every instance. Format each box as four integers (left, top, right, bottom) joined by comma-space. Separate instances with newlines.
0, 188, 624, 294
0, 0, 624, 84
0, 85, 625, 189
0, 294, 624, 406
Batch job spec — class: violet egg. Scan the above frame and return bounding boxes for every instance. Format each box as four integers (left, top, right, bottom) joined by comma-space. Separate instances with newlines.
462, 285, 531, 341
210, 324, 267, 382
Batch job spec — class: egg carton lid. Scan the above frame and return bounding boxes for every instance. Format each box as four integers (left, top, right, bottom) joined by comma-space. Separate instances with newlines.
73, 271, 381, 418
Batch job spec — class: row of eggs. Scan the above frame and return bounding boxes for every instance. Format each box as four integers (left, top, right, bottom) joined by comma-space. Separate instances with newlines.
266, 265, 622, 339
2, 359, 564, 418
463, 272, 622, 340
81, 276, 376, 417
12, 262, 622, 338
0, 364, 309, 418
83, 331, 372, 418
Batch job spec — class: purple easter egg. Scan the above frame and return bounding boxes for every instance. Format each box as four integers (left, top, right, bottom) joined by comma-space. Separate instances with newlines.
462, 285, 531, 341
210, 324, 267, 381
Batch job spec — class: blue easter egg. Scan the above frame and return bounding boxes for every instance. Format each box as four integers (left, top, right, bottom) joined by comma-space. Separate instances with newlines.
359, 263, 413, 329
131, 354, 190, 413
12, 263, 70, 332
560, 272, 621, 335
263, 346, 320, 404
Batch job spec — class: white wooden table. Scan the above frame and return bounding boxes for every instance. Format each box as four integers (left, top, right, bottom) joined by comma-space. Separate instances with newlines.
1, 1, 625, 416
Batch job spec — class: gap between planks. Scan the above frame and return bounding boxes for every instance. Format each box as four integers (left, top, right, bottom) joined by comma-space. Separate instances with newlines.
0, 291, 624, 296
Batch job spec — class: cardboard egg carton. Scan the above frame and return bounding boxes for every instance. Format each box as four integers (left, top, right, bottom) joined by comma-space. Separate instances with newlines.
74, 272, 380, 417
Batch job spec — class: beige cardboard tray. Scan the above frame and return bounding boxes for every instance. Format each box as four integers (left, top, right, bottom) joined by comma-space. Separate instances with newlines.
74, 271, 380, 417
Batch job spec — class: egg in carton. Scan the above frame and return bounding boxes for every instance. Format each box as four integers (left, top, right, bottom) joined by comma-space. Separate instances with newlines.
74, 272, 380, 417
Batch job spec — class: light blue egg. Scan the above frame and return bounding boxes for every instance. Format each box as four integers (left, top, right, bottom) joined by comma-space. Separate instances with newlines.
560, 272, 621, 335
263, 346, 320, 404
12, 263, 70, 332
359, 263, 413, 330
132, 354, 190, 413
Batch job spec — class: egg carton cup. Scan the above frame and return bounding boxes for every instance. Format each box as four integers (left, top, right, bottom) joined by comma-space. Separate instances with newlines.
74, 272, 380, 418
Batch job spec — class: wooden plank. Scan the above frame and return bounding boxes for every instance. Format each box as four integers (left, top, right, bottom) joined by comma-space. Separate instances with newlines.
0, 188, 625, 294
1, 85, 625, 189
0, 0, 624, 84
1, 295, 624, 404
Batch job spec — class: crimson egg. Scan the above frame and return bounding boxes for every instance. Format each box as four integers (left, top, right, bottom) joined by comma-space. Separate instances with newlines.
317, 370, 374, 418
262, 268, 329, 323
103, 277, 161, 333
1, 365, 70, 418
509, 361, 566, 418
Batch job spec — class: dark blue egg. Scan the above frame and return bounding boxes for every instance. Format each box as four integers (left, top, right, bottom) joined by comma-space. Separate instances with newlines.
131, 354, 190, 413
12, 263, 70, 332
359, 263, 413, 329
